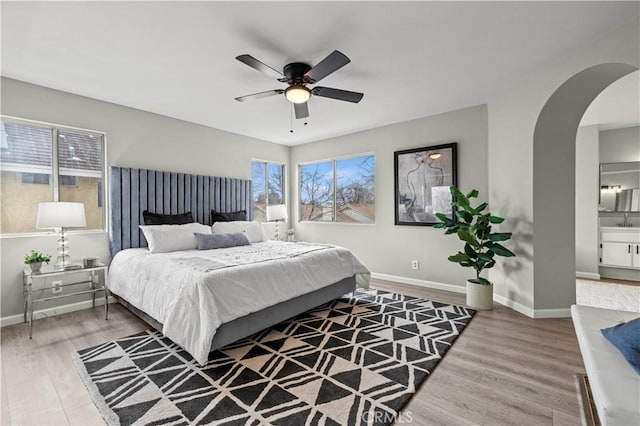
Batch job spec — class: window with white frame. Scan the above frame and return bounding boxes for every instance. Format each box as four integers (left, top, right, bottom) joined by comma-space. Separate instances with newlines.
0, 118, 105, 234
251, 160, 285, 222
299, 154, 375, 223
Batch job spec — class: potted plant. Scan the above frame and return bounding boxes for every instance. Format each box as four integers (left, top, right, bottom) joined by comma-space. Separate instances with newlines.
434, 186, 516, 310
24, 250, 52, 272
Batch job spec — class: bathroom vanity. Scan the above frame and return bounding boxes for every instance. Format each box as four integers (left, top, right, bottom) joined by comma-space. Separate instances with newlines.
600, 227, 640, 269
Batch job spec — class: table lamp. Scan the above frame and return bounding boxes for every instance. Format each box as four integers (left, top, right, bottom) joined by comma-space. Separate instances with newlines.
36, 202, 86, 267
266, 204, 288, 241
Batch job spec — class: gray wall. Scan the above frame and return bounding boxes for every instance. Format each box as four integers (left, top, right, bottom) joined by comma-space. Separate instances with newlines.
575, 126, 600, 276
488, 18, 639, 314
290, 105, 488, 289
0, 77, 289, 320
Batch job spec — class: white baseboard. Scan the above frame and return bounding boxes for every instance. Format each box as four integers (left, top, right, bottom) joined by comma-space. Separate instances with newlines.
493, 293, 534, 317
370, 272, 466, 294
1, 296, 116, 328
576, 271, 601, 280
372, 272, 571, 319
532, 308, 572, 318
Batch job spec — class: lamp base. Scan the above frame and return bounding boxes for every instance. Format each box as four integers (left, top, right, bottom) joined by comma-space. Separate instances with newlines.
56, 228, 71, 267
274, 222, 280, 241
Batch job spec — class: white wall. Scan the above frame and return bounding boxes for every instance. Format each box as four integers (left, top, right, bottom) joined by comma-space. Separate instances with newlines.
488, 18, 639, 314
599, 126, 640, 163
575, 125, 600, 277
290, 105, 488, 290
0, 77, 289, 321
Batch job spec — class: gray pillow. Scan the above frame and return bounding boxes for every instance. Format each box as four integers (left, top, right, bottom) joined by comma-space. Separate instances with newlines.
194, 232, 250, 250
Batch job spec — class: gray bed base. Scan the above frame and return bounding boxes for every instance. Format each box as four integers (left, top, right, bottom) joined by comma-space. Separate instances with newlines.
114, 275, 356, 353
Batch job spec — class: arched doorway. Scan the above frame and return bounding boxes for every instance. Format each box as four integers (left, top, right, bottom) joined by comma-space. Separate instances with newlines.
532, 63, 638, 310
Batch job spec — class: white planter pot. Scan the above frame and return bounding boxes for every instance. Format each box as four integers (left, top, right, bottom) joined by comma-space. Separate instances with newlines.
466, 280, 493, 310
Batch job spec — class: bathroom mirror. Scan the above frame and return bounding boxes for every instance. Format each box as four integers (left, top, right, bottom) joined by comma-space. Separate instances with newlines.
599, 161, 640, 212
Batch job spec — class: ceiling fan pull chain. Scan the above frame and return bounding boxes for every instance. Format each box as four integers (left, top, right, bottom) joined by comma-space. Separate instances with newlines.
290, 103, 294, 133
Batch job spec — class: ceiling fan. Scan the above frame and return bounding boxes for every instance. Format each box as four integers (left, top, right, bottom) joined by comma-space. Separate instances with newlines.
234, 50, 364, 120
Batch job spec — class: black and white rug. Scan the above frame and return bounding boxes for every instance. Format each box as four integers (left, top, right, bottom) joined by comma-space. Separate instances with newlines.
74, 289, 476, 425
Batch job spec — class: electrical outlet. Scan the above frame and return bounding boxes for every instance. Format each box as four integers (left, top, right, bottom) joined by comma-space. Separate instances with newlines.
411, 260, 419, 270
51, 280, 63, 294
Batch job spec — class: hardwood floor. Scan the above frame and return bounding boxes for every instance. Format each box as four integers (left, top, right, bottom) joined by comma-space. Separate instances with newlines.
0, 279, 586, 425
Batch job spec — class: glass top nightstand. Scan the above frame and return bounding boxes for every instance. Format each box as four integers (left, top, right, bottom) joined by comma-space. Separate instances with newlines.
22, 262, 109, 338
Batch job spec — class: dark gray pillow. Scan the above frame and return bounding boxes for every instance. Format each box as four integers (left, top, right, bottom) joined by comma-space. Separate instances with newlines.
211, 209, 247, 223
194, 232, 250, 250
143, 210, 194, 225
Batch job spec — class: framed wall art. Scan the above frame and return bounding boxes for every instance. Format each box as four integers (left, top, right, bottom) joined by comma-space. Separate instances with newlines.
394, 142, 457, 226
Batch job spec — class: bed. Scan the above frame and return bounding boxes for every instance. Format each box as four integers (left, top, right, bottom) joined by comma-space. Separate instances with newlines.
108, 167, 369, 365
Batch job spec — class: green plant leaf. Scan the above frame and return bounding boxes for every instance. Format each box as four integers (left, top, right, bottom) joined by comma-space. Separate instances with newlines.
456, 210, 473, 223
448, 253, 470, 263
489, 232, 512, 242
475, 202, 488, 213
488, 215, 504, 224
466, 189, 479, 199
435, 213, 456, 228
486, 242, 516, 257
451, 186, 470, 208
464, 243, 478, 258
457, 229, 480, 249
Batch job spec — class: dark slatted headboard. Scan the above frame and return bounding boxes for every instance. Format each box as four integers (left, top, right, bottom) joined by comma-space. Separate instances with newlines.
109, 166, 252, 255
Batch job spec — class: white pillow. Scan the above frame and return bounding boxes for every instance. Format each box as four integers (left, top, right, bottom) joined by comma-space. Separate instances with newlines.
140, 223, 212, 253
211, 220, 268, 243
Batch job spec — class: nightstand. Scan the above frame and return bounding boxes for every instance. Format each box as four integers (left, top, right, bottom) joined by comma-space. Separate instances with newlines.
22, 263, 109, 338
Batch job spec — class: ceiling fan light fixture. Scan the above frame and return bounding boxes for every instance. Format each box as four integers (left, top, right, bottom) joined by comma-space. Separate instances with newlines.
285, 85, 311, 104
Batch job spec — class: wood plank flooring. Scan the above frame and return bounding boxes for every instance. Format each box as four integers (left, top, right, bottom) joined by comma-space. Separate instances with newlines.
0, 278, 586, 425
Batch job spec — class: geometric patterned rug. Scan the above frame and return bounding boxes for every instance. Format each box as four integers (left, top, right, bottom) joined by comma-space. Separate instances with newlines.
73, 289, 476, 425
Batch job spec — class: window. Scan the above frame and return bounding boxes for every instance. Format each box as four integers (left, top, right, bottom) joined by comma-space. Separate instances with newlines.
251, 160, 285, 222
60, 175, 78, 187
21, 173, 51, 185
0, 118, 105, 234
299, 154, 375, 223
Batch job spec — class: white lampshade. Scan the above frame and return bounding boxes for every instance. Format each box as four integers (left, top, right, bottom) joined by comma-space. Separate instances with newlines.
36, 202, 87, 229
267, 204, 288, 222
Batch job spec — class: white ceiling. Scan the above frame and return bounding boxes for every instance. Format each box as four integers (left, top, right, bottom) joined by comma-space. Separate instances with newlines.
2, 2, 639, 146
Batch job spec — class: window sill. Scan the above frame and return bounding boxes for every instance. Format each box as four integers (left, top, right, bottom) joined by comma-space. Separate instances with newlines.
0, 229, 108, 239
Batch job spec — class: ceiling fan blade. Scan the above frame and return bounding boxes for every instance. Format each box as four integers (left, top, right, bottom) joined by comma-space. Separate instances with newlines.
235, 89, 284, 102
312, 86, 364, 103
236, 54, 283, 79
294, 102, 309, 119
305, 50, 350, 83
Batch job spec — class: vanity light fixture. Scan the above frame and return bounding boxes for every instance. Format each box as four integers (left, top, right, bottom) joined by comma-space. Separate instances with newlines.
601, 185, 623, 192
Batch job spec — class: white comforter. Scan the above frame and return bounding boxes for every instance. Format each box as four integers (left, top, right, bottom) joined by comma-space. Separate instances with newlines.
108, 241, 370, 365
